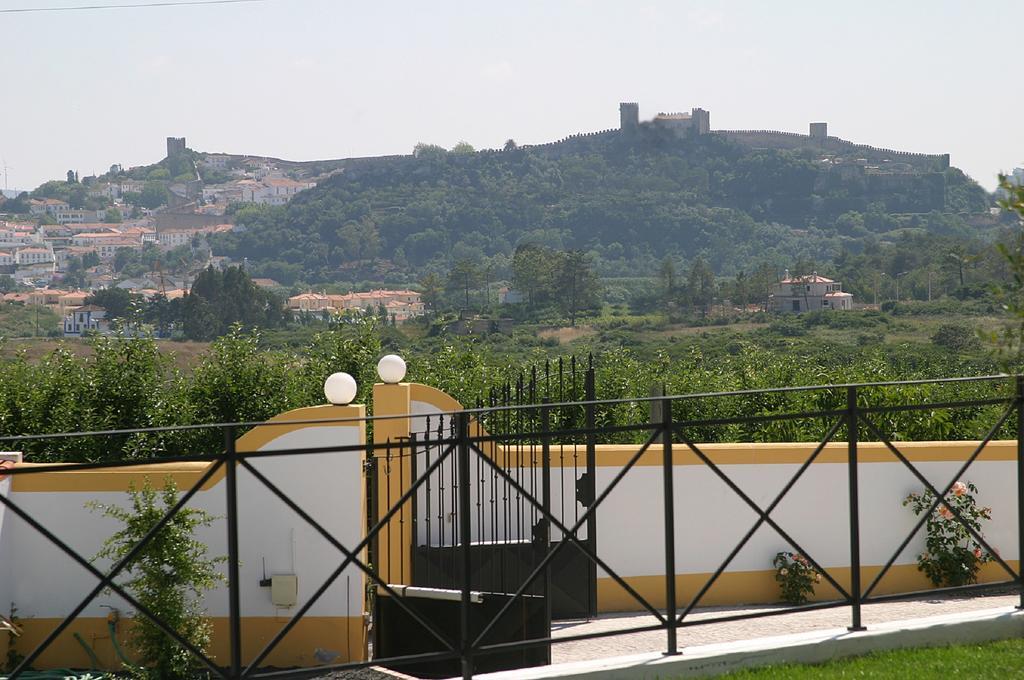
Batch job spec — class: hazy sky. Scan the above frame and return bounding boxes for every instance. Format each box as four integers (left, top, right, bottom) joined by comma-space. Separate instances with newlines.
3, 0, 1022, 191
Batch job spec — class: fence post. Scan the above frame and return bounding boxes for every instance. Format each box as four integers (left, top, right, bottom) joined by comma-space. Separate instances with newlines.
224, 425, 242, 677
1017, 376, 1024, 611
662, 396, 678, 655
584, 362, 598, 618
456, 411, 474, 680
541, 399, 553, 663
846, 386, 865, 631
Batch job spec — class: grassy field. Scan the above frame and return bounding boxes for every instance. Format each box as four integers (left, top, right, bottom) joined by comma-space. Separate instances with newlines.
0, 302, 60, 338
716, 638, 1024, 678
0, 337, 211, 370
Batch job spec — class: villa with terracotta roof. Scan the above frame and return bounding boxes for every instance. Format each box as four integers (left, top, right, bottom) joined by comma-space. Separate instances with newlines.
287, 289, 424, 320
770, 271, 853, 313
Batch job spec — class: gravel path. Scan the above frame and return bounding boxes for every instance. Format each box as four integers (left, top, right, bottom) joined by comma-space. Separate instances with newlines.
551, 588, 1021, 663
312, 588, 1021, 677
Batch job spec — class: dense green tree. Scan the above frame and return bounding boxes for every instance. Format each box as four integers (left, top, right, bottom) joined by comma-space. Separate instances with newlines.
138, 182, 169, 209
85, 287, 138, 320
418, 272, 444, 311
555, 250, 601, 325
180, 265, 285, 340
686, 256, 716, 314
1, 191, 30, 213
447, 258, 480, 310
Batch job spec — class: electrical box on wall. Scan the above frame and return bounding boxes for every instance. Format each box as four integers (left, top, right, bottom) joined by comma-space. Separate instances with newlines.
271, 575, 298, 608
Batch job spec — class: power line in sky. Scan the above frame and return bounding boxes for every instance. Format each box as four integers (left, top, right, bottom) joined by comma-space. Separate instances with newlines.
0, 0, 266, 14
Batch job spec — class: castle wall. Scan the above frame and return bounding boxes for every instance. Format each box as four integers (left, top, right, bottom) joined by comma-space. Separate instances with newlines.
716, 130, 949, 171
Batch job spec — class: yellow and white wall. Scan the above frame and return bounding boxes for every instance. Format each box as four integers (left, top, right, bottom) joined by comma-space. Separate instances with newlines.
0, 405, 366, 671
383, 384, 1021, 613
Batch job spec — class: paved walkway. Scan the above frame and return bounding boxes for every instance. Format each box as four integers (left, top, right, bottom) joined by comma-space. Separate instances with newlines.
550, 589, 1022, 664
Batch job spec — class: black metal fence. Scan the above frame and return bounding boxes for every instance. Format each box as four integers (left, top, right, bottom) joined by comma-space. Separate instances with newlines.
2, 373, 1023, 680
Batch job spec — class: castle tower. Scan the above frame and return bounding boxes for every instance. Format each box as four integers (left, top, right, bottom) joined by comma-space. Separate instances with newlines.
619, 102, 639, 132
166, 136, 186, 159
691, 108, 711, 135
809, 122, 827, 139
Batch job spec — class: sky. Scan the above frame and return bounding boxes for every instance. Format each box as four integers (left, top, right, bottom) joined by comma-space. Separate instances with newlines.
2, 0, 1022, 192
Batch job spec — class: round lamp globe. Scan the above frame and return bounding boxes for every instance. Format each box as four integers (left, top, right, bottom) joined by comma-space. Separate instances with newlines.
377, 354, 407, 384
323, 372, 358, 405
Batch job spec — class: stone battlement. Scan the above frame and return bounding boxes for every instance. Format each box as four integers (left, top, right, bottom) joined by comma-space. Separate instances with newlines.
716, 129, 949, 169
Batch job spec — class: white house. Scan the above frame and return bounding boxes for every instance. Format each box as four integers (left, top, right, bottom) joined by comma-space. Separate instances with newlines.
240, 178, 315, 206
770, 271, 853, 313
63, 305, 111, 337
14, 247, 55, 266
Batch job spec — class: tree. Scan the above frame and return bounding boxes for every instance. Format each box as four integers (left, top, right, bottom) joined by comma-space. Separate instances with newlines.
139, 182, 169, 210
503, 139, 518, 151
993, 175, 1024, 363
658, 256, 678, 299
89, 478, 224, 679
86, 287, 137, 320
512, 244, 556, 308
1, 191, 30, 214
450, 141, 475, 155
82, 250, 101, 268
413, 143, 447, 160
0, 275, 17, 293
447, 258, 480, 311
105, 207, 123, 223
554, 250, 600, 326
336, 218, 381, 262
66, 170, 77, 184
418, 272, 443, 312
181, 265, 285, 340
686, 256, 716, 315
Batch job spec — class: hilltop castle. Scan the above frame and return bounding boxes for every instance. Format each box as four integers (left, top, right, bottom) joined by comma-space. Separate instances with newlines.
616, 102, 949, 172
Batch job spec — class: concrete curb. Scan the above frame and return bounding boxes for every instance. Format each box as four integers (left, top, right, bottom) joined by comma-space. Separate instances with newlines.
470, 606, 1024, 679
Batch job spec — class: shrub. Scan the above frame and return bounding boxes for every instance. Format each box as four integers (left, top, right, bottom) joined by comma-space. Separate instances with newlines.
89, 478, 225, 679
903, 480, 993, 587
773, 551, 821, 604
931, 323, 981, 352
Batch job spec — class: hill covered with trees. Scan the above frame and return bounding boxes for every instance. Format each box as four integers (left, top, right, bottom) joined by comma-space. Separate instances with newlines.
209, 131, 993, 287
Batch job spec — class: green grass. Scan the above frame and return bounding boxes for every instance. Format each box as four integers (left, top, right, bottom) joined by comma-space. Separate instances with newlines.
0, 303, 60, 338
715, 638, 1024, 678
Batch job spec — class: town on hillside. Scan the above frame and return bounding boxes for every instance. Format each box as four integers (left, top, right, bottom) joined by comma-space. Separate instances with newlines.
0, 136, 426, 336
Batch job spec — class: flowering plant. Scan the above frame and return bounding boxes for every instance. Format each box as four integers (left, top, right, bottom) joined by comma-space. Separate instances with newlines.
903, 480, 993, 587
773, 551, 821, 604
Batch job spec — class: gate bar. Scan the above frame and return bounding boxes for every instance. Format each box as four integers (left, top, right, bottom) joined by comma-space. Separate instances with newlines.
662, 396, 678, 656
847, 386, 865, 631
457, 412, 474, 680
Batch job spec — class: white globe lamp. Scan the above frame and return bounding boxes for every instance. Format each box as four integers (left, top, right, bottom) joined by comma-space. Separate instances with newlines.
377, 354, 407, 384
323, 372, 358, 405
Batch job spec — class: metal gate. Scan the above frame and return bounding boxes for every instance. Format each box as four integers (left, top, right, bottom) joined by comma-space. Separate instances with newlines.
372, 358, 598, 623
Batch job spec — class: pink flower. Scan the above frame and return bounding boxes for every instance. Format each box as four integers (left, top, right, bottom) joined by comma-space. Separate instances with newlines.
974, 547, 983, 559
814, 573, 821, 583
952, 481, 968, 497
938, 505, 954, 520
779, 568, 788, 576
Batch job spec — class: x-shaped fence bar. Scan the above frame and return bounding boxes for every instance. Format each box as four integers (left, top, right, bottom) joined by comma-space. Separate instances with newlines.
2, 374, 1023, 680
0, 458, 227, 678
453, 378, 1024, 677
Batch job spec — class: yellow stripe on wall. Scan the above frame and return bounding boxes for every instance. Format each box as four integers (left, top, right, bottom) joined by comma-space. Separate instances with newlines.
1, 615, 364, 671
596, 560, 1020, 612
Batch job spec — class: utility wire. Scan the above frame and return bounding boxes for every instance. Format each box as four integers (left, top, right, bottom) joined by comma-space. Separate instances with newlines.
0, 0, 266, 14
